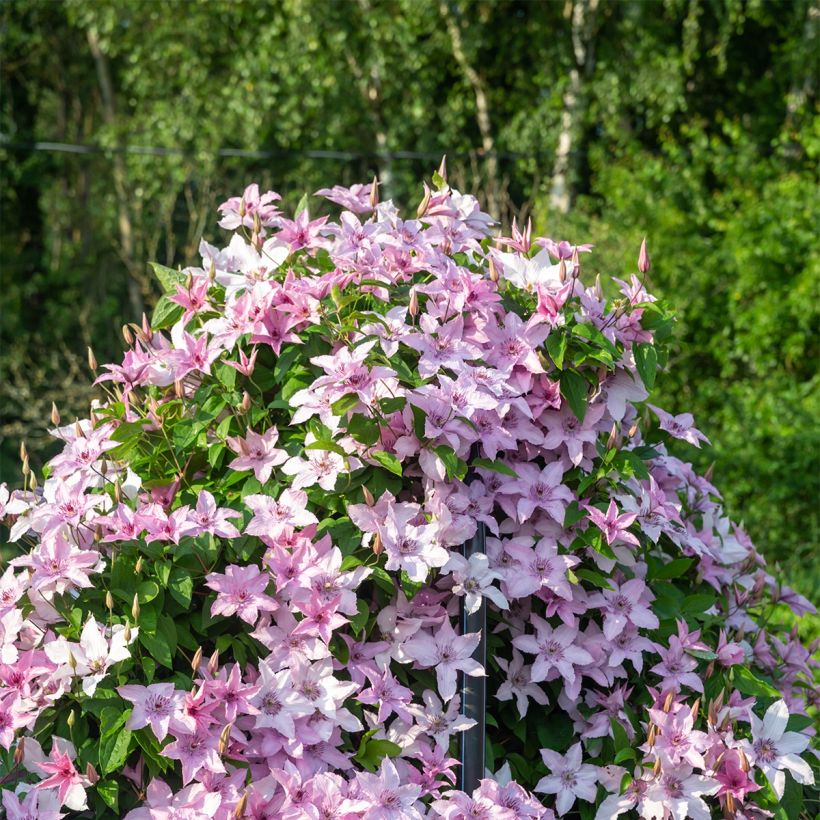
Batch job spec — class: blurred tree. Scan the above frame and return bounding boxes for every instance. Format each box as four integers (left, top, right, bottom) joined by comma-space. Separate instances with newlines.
0, 0, 816, 595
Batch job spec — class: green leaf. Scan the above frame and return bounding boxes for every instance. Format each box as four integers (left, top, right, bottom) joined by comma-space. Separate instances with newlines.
294, 192, 310, 218
168, 569, 193, 608
355, 737, 402, 772
472, 457, 518, 478
149, 262, 186, 292
347, 414, 381, 446
613, 747, 636, 764
378, 396, 406, 414
559, 369, 588, 422
331, 394, 360, 416
685, 647, 718, 660
137, 580, 160, 603
536, 711, 574, 752
681, 592, 716, 616
732, 666, 781, 698
151, 294, 185, 330
99, 726, 132, 775
563, 500, 587, 527
546, 331, 567, 369
96, 780, 119, 813
786, 714, 814, 732
610, 717, 630, 752
649, 557, 694, 580
141, 656, 157, 684
139, 614, 177, 668
574, 567, 615, 590
371, 450, 402, 476
634, 343, 658, 390
432, 444, 468, 480
350, 599, 370, 637
305, 439, 347, 456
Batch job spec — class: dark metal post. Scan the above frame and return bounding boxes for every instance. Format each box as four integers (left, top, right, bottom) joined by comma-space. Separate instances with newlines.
458, 453, 487, 792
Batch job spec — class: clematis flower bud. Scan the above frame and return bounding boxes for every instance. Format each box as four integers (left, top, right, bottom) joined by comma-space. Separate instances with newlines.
362, 486, 375, 506
558, 259, 567, 283
606, 423, 618, 450
132, 592, 140, 622
208, 649, 219, 676
105, 590, 114, 610
218, 722, 233, 755
234, 792, 248, 818
408, 288, 419, 317
67, 709, 76, 729
19, 441, 27, 462
488, 257, 499, 283
123, 621, 132, 642
86, 762, 100, 784
416, 182, 431, 218
372, 532, 383, 556
87, 346, 98, 371
51, 402, 61, 426
369, 175, 379, 208
135, 556, 143, 574
14, 738, 24, 765
191, 646, 203, 672
638, 237, 650, 274
437, 154, 447, 182
571, 246, 580, 278
240, 391, 252, 414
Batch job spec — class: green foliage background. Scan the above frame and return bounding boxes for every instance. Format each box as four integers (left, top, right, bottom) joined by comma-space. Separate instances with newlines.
1, 0, 817, 602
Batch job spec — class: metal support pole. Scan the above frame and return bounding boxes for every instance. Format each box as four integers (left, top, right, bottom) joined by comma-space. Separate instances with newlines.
458, 451, 487, 792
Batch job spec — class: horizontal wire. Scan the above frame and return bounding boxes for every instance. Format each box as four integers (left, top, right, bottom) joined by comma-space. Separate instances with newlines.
0, 137, 578, 163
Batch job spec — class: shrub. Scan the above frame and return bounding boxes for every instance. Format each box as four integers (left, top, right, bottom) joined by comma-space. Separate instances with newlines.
0, 173, 817, 818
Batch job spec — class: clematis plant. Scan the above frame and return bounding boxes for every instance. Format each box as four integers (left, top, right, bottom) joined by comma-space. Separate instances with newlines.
0, 169, 816, 818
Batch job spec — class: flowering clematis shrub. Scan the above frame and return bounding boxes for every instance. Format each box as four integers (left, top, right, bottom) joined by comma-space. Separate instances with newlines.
0, 172, 817, 819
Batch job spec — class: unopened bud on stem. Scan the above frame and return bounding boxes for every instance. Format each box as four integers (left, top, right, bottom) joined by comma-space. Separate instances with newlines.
51, 402, 61, 426
218, 723, 233, 755
638, 237, 650, 274
192, 646, 203, 672
416, 182, 431, 218
558, 259, 567, 283
132, 592, 140, 622
240, 391, 252, 414
105, 590, 114, 610
87, 347, 98, 371
369, 176, 379, 209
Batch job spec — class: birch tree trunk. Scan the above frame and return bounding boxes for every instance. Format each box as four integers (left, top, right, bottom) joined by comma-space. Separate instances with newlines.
86, 27, 146, 320
439, 1, 500, 220
549, 0, 599, 215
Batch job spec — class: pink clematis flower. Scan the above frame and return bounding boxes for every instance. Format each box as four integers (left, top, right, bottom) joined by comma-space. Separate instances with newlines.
162, 730, 225, 786
181, 490, 242, 539
205, 564, 278, 625
584, 500, 640, 547
648, 404, 711, 448
512, 616, 593, 690
35, 740, 89, 810
244, 489, 318, 536
226, 426, 288, 483
403, 618, 484, 702
591, 578, 659, 640
740, 699, 815, 799
535, 742, 599, 816
118, 683, 191, 741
